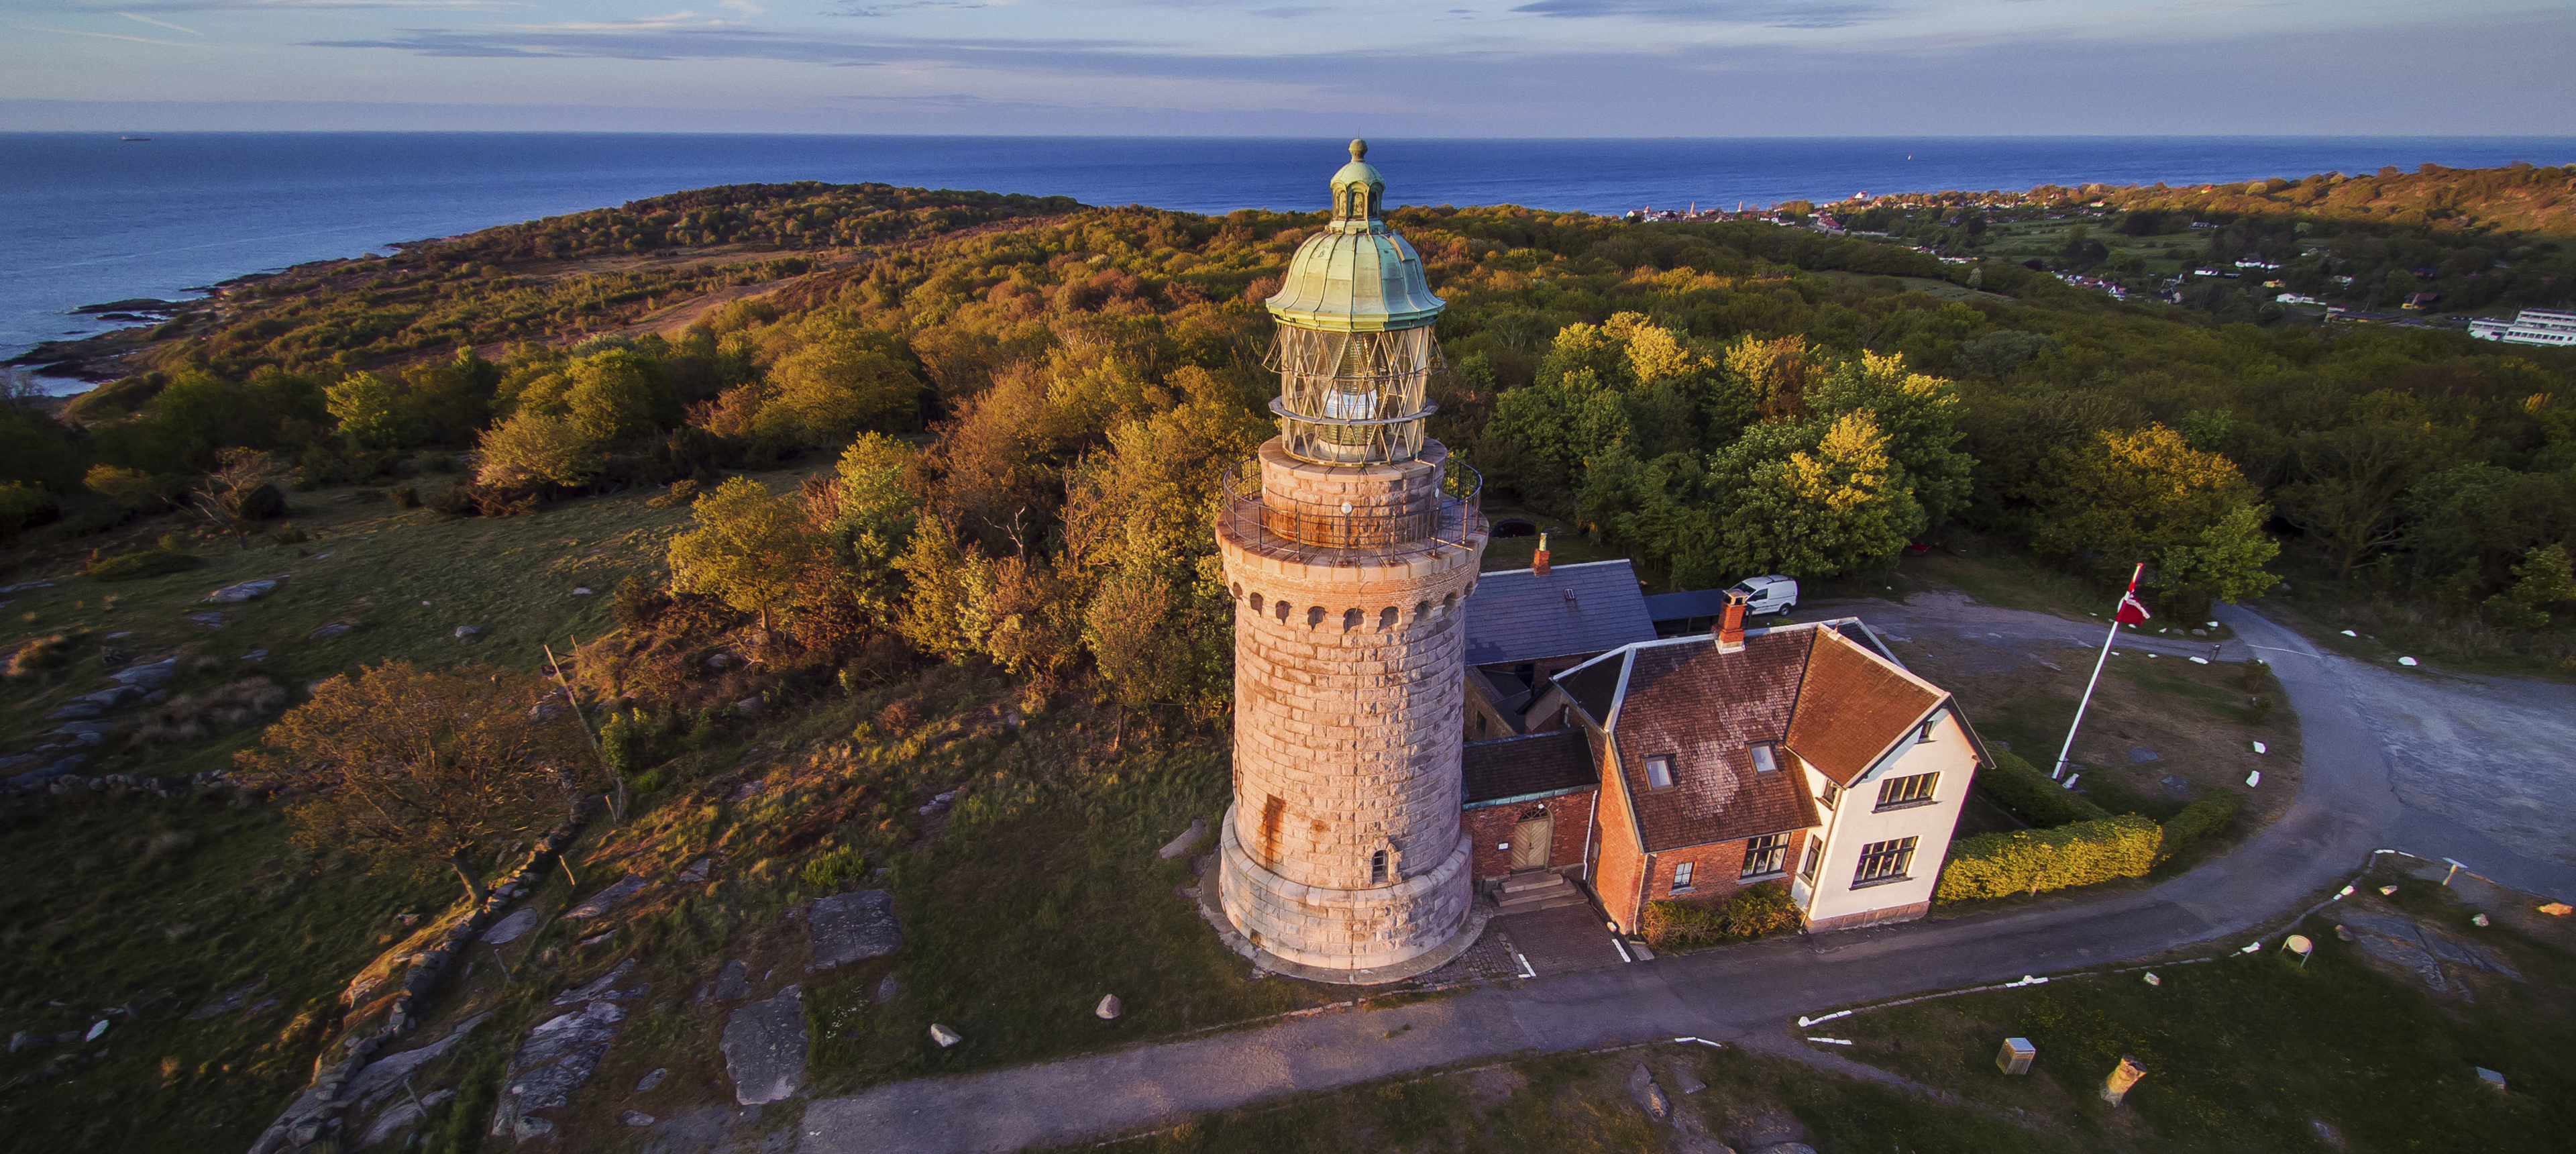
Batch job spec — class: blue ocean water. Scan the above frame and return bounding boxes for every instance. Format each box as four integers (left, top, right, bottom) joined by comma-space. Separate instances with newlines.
6, 133, 2573, 386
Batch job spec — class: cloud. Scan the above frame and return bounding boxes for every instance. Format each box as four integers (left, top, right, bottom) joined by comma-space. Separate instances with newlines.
1509, 0, 1894, 26
118, 10, 204, 33
19, 22, 209, 45
833, 1, 992, 15
76, 0, 518, 11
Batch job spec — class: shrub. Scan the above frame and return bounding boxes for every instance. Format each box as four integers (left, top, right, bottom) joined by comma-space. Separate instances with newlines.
1642, 880, 1801, 950
238, 482, 287, 521
1933, 814, 2160, 902
1976, 749, 2111, 827
800, 845, 867, 889
611, 576, 669, 631
428, 482, 479, 517
6, 634, 74, 679
85, 537, 203, 581
2156, 788, 2244, 863
130, 678, 290, 745
390, 484, 421, 509
0, 481, 60, 536
270, 522, 311, 545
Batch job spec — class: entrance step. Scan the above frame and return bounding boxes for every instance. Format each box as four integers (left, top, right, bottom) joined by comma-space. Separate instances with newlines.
1501, 872, 1572, 896
1497, 892, 1591, 915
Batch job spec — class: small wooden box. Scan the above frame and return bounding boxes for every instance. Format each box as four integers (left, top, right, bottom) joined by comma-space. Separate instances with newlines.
1996, 1037, 2036, 1076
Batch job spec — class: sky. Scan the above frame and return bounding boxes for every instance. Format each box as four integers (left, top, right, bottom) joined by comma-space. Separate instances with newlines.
5, 0, 2575, 136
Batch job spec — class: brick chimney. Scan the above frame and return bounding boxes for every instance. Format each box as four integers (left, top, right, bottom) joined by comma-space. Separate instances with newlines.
1532, 532, 1551, 576
1715, 590, 1748, 654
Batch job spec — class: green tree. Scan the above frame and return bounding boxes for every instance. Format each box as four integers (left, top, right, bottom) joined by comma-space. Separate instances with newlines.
2157, 504, 2282, 615
232, 662, 593, 905
667, 476, 819, 636
476, 412, 604, 490
805, 433, 922, 623
563, 349, 676, 443
325, 371, 409, 448
757, 327, 920, 448
1705, 412, 1919, 580
2273, 390, 2465, 578
2034, 425, 2265, 589
1805, 350, 1973, 529
2485, 543, 2576, 629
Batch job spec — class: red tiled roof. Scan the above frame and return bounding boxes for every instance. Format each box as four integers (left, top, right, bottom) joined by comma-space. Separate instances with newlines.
1785, 629, 1943, 786
1605, 631, 1822, 852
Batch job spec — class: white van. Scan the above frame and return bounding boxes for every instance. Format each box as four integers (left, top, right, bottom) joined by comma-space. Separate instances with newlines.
1727, 575, 1799, 616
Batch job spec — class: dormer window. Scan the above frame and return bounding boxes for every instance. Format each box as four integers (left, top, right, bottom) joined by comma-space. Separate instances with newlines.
1644, 755, 1674, 790
1749, 743, 1780, 774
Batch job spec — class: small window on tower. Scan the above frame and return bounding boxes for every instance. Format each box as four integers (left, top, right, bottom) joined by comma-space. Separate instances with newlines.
1371, 849, 1388, 884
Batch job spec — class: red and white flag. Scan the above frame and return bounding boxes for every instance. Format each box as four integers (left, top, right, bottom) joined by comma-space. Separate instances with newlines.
2112, 564, 2151, 625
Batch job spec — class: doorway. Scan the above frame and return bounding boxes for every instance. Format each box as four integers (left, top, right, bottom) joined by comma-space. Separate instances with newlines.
1509, 808, 1554, 872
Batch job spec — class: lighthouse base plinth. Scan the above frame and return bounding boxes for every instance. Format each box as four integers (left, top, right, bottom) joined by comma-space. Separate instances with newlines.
1208, 804, 1479, 983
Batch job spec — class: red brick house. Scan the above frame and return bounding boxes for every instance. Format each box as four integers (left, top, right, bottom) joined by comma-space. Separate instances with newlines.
1458, 600, 1986, 934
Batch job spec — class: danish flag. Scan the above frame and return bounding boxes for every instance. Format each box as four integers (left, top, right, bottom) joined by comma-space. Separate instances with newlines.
2112, 564, 2151, 625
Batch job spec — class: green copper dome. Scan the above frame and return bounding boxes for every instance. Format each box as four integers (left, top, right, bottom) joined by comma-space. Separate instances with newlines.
1265, 140, 1444, 333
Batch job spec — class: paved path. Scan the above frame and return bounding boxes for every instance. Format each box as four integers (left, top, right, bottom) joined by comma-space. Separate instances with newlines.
796, 598, 2565, 1154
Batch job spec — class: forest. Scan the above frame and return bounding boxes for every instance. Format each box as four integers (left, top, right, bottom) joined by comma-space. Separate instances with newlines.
7, 164, 2576, 713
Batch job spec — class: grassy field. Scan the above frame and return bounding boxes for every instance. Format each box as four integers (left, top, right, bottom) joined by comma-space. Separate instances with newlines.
1073, 1041, 2088, 1154
1821, 861, 2575, 1153
1078, 859, 2576, 1153
0, 470, 1364, 1153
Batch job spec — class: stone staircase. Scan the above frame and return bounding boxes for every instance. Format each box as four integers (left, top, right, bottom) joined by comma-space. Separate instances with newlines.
1495, 872, 1591, 916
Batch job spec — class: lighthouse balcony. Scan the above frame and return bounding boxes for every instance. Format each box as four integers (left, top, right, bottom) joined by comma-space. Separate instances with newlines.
1218, 448, 1484, 557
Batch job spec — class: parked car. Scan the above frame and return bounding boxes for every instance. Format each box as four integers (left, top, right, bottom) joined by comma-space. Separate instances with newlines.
1727, 575, 1799, 615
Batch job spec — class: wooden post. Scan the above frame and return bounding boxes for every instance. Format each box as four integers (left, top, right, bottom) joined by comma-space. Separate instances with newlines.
545, 639, 619, 823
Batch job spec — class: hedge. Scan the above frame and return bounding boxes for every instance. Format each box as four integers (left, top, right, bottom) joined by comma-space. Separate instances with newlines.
2155, 789, 2244, 863
1642, 881, 1801, 950
1933, 814, 2161, 902
1976, 749, 2112, 827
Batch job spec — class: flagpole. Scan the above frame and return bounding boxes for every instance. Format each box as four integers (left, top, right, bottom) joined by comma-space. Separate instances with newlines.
2052, 562, 2145, 781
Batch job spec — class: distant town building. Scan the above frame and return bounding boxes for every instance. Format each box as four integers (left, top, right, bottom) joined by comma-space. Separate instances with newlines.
2469, 308, 2576, 347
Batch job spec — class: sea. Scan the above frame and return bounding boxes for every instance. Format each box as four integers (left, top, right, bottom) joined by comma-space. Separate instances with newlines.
5, 133, 2574, 389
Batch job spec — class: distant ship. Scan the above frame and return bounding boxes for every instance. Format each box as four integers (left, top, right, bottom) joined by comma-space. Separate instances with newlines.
120, 136, 150, 142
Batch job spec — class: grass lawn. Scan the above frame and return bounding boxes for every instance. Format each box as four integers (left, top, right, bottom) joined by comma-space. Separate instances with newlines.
1069, 1039, 2088, 1154
1823, 863, 2575, 1152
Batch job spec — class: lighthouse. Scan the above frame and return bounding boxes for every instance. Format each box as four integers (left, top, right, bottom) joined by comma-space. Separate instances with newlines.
1214, 141, 1490, 980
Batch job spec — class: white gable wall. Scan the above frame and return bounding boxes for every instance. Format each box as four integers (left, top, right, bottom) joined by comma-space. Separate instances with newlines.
1794, 706, 1978, 932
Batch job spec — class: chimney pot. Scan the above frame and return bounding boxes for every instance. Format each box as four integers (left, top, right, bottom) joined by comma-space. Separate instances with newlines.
1532, 531, 1552, 576
1716, 590, 1748, 653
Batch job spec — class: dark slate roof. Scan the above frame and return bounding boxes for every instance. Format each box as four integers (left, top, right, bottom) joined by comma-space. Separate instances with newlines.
1642, 588, 1735, 623
1553, 647, 1627, 726
1605, 631, 1823, 852
1786, 628, 1944, 787
1464, 560, 1658, 666
1461, 730, 1598, 808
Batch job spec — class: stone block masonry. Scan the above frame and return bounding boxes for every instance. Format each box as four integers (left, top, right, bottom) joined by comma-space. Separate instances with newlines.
1217, 437, 1487, 976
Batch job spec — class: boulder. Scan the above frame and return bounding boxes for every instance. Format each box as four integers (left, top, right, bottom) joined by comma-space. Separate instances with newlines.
566, 875, 648, 919
929, 1022, 962, 1048
480, 908, 540, 946
1157, 818, 1207, 860
109, 658, 177, 688
204, 578, 282, 604
490, 1000, 625, 1141
453, 625, 482, 643
806, 890, 903, 972
712, 959, 751, 1002
552, 958, 650, 1007
307, 623, 354, 641
720, 987, 806, 1106
1627, 1063, 1668, 1119
734, 696, 764, 716
189, 612, 225, 629
345, 1013, 490, 1112
1096, 994, 1122, 1020
634, 1067, 667, 1093
873, 972, 900, 1004
620, 1110, 655, 1127
359, 1089, 454, 1148
677, 857, 712, 884
44, 700, 105, 721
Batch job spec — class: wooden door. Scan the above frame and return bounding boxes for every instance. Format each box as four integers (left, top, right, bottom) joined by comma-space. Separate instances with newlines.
1509, 813, 1553, 871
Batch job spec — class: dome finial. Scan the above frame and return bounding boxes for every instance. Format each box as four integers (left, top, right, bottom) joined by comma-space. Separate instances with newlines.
1350, 138, 1367, 162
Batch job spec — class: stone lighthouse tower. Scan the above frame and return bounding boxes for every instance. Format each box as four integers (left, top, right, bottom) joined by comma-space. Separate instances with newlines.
1214, 141, 1489, 982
